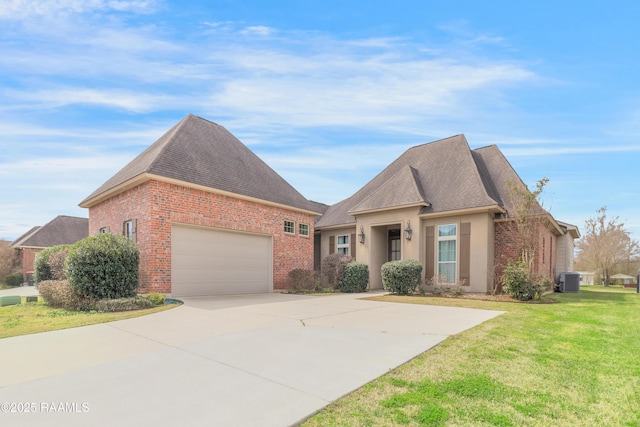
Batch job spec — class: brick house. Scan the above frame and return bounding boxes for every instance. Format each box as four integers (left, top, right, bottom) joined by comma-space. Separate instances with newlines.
80, 114, 321, 296
315, 135, 579, 292
11, 215, 88, 283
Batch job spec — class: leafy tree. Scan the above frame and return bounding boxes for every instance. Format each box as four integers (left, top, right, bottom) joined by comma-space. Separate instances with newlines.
576, 207, 639, 285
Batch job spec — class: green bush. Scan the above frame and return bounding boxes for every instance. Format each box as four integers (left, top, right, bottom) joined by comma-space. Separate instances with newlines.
501, 260, 545, 301
287, 269, 317, 292
339, 262, 369, 293
33, 245, 71, 283
38, 280, 154, 312
4, 272, 23, 287
321, 253, 352, 290
381, 259, 423, 295
65, 233, 139, 300
145, 292, 166, 306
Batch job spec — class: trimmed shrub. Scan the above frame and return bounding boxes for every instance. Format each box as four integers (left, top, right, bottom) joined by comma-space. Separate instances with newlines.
145, 292, 166, 306
33, 245, 71, 283
39, 280, 155, 312
38, 280, 89, 310
65, 233, 139, 300
381, 259, 423, 295
4, 272, 23, 287
321, 253, 352, 290
339, 262, 369, 293
501, 260, 545, 301
287, 269, 316, 292
91, 296, 154, 312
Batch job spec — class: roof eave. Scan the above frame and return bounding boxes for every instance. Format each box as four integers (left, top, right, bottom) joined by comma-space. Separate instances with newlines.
80, 173, 322, 216
419, 205, 506, 219
348, 202, 430, 216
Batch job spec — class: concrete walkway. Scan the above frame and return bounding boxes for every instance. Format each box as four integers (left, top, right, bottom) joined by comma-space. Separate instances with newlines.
0, 291, 503, 426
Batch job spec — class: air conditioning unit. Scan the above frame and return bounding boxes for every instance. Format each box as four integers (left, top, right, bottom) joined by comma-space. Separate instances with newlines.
558, 272, 580, 293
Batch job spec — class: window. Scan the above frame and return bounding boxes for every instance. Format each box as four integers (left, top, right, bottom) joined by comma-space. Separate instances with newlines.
337, 235, 350, 255
123, 220, 135, 240
284, 220, 295, 234
299, 223, 309, 236
99, 226, 109, 234
437, 224, 457, 283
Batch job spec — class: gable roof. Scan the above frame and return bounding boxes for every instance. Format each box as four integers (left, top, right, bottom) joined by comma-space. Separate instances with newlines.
316, 135, 503, 228
80, 114, 320, 214
11, 216, 88, 249
349, 165, 430, 214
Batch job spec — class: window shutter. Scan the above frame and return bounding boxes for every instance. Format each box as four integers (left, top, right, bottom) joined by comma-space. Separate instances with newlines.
132, 219, 137, 242
329, 235, 335, 254
350, 233, 356, 258
425, 226, 435, 280
460, 222, 471, 285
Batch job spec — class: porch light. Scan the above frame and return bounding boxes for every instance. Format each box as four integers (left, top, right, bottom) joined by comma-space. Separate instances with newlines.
404, 221, 412, 241
358, 226, 365, 244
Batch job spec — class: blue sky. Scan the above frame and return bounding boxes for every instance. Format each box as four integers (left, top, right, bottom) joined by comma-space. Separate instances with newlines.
1, 0, 639, 240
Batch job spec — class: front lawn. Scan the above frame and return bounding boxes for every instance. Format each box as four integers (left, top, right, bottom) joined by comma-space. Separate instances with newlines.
304, 286, 640, 427
0, 297, 179, 339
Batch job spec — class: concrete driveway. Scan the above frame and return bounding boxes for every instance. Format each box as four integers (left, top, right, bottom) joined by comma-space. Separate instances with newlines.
0, 291, 502, 426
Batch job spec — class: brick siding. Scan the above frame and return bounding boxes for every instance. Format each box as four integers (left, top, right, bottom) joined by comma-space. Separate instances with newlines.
494, 220, 557, 291
88, 179, 316, 293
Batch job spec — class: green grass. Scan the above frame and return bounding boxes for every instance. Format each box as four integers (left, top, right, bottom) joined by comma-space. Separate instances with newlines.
0, 296, 179, 339
303, 286, 640, 427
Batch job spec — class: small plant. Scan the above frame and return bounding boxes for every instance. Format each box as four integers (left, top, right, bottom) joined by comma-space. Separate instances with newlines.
287, 269, 316, 292
91, 296, 154, 312
381, 260, 422, 295
65, 233, 139, 300
145, 292, 166, 306
500, 260, 546, 301
4, 272, 23, 287
321, 253, 352, 290
340, 262, 369, 293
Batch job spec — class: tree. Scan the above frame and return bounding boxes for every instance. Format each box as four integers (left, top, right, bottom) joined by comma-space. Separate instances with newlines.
576, 207, 639, 285
0, 239, 20, 284
506, 177, 549, 274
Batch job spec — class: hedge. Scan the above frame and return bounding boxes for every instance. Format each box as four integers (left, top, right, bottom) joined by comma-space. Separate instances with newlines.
339, 262, 369, 293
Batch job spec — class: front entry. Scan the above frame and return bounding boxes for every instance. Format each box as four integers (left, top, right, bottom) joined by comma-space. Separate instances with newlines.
388, 229, 401, 261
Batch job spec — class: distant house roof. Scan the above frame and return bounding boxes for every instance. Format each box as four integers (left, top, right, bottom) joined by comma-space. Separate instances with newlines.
557, 221, 581, 238
11, 216, 88, 249
317, 135, 508, 228
80, 114, 320, 214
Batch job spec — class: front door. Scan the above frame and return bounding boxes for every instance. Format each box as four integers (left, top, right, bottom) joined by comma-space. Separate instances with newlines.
388, 229, 401, 261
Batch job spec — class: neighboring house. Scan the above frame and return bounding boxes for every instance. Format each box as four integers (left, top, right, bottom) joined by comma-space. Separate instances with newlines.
577, 271, 595, 286
79, 114, 321, 297
556, 221, 580, 275
315, 135, 579, 293
11, 215, 89, 283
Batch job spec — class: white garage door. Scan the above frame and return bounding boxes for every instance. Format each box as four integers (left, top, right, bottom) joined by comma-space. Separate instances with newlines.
171, 224, 272, 297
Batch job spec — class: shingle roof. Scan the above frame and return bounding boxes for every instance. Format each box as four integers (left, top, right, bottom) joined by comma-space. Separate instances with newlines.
316, 135, 505, 228
81, 114, 320, 213
349, 165, 429, 214
472, 145, 547, 218
11, 216, 88, 248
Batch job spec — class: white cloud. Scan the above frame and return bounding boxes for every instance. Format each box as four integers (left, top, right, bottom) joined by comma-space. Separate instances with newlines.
0, 0, 157, 19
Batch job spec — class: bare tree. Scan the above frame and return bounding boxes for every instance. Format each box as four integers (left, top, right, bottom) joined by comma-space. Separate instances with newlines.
506, 177, 549, 274
576, 207, 639, 285
0, 239, 20, 282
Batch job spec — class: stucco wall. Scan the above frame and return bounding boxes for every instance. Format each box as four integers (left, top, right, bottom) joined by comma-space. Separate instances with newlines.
89, 179, 316, 293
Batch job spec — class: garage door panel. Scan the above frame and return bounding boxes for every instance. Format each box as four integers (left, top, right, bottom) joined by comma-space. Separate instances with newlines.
171, 225, 272, 297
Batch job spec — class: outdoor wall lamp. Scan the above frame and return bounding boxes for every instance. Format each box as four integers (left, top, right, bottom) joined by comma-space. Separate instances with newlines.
358, 225, 365, 244
404, 221, 412, 241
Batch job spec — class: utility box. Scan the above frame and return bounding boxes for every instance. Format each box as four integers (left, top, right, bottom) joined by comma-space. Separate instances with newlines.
558, 272, 580, 293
